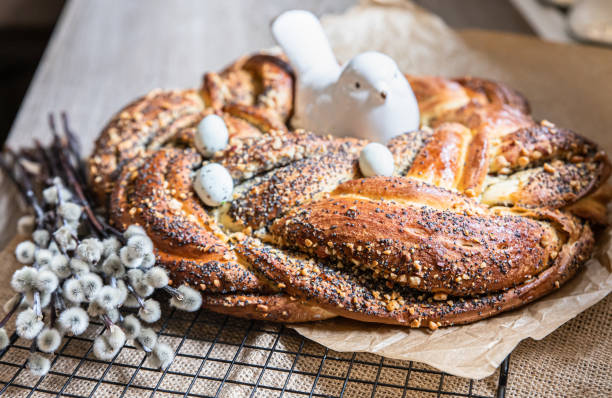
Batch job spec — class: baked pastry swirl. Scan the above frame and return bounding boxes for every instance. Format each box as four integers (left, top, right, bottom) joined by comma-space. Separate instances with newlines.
89, 53, 610, 328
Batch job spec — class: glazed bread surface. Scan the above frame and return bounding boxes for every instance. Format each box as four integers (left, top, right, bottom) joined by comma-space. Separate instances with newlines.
89, 53, 610, 328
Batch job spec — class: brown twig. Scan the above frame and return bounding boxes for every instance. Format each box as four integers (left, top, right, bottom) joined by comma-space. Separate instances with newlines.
9, 152, 45, 228
56, 137, 107, 238
97, 217, 126, 244
125, 283, 146, 308
60, 112, 89, 191
162, 286, 183, 301
101, 314, 114, 330
37, 142, 59, 182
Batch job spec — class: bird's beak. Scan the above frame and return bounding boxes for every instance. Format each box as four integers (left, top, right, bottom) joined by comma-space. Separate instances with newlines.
374, 82, 389, 102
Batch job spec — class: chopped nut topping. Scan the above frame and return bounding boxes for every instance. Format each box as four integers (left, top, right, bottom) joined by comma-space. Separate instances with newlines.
433, 293, 447, 301
386, 301, 399, 311
495, 155, 510, 167
540, 119, 555, 127
543, 163, 555, 173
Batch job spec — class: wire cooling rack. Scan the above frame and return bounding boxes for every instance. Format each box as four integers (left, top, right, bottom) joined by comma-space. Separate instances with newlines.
0, 304, 509, 397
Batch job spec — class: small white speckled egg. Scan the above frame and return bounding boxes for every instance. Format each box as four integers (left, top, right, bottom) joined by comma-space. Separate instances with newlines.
195, 114, 229, 157
359, 143, 394, 177
193, 163, 233, 207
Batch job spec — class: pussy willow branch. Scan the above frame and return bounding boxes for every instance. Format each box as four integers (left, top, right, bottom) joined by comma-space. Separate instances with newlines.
48, 115, 107, 239
3, 113, 182, 310
2, 149, 45, 228
61, 112, 89, 193
35, 138, 60, 183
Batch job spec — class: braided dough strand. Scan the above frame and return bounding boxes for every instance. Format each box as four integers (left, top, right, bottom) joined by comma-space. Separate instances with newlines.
90, 53, 610, 326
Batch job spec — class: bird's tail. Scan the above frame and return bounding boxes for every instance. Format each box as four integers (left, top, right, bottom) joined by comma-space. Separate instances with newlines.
271, 10, 340, 78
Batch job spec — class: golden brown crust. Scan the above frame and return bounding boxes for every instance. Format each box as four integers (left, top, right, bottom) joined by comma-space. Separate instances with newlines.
213, 129, 327, 181
454, 76, 531, 114
485, 161, 609, 208
565, 184, 612, 225
388, 120, 610, 210
89, 90, 205, 204
271, 177, 566, 296
404, 123, 473, 190
95, 53, 610, 328
202, 53, 294, 123
220, 139, 364, 231
406, 75, 481, 125
201, 293, 336, 323
481, 122, 611, 209
241, 219, 592, 327
109, 148, 272, 293
91, 53, 294, 207
388, 129, 434, 175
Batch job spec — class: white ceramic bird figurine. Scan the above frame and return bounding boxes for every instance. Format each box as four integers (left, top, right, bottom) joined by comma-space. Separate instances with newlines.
271, 10, 420, 142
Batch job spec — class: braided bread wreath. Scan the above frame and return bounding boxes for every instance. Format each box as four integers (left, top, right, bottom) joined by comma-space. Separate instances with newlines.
89, 53, 611, 330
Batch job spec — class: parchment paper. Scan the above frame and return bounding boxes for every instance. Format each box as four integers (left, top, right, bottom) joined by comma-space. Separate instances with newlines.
287, 0, 612, 379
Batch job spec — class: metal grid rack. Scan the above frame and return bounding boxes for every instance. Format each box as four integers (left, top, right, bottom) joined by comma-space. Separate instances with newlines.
0, 305, 509, 397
